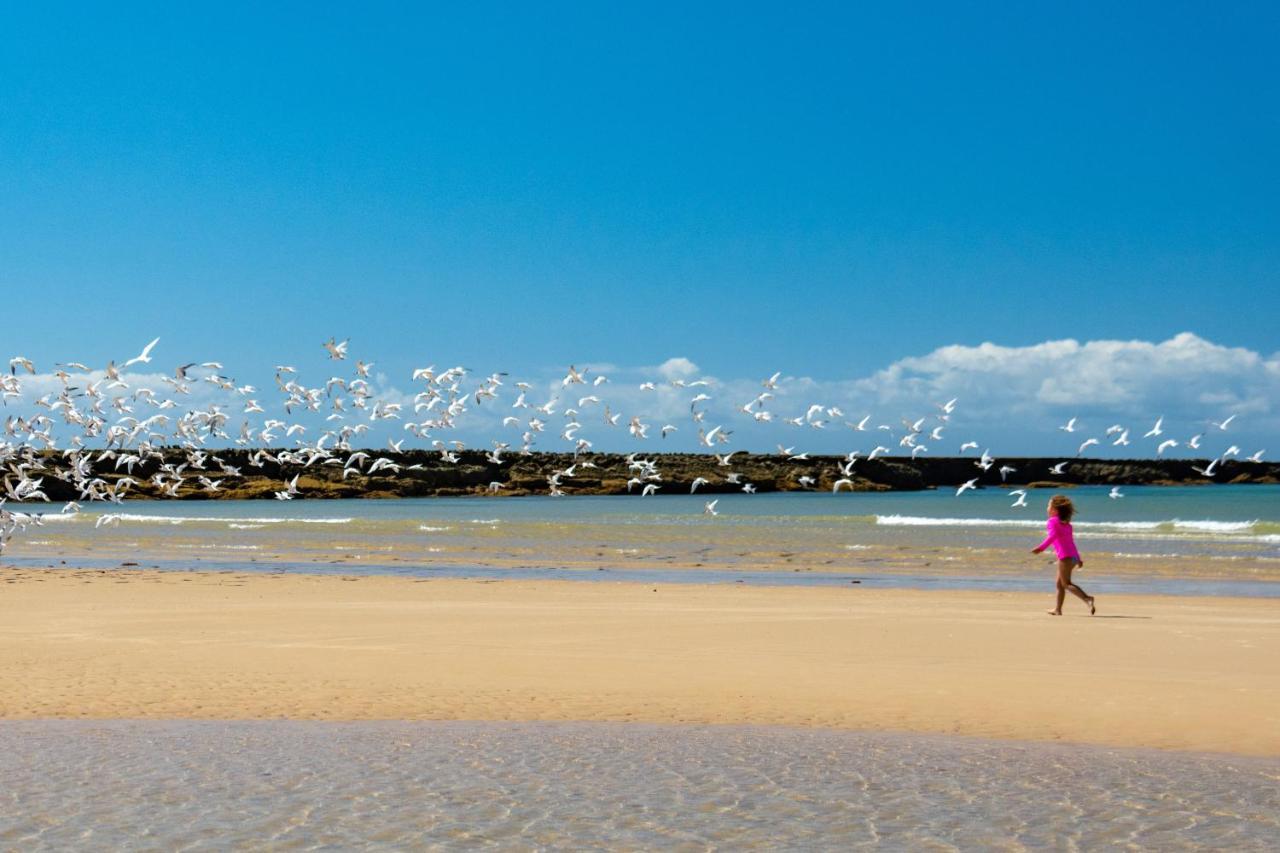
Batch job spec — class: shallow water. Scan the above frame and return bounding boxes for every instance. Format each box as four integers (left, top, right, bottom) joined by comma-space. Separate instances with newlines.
2, 721, 1276, 850
6, 486, 1278, 592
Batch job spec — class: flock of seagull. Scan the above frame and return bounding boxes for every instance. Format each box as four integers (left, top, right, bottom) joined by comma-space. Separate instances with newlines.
0, 337, 1266, 550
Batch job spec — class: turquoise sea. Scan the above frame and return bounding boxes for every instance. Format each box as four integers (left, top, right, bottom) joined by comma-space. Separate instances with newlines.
6, 485, 1278, 596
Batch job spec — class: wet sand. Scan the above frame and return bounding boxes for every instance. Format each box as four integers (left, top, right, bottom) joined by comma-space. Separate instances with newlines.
1, 568, 1277, 756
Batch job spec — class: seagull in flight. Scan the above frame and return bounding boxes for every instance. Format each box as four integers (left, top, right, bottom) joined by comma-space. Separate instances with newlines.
1049, 461, 1069, 475
1156, 439, 1178, 457
1077, 437, 1099, 456
1058, 417, 1078, 433
323, 337, 349, 360
1109, 486, 1124, 499
1190, 459, 1218, 478
703, 499, 719, 516
1008, 489, 1028, 508
1210, 414, 1236, 431
123, 337, 161, 368
8, 356, 35, 374
956, 478, 979, 496
1143, 417, 1164, 438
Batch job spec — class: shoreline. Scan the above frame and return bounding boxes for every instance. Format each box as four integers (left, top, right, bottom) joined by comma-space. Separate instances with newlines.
2, 568, 1277, 756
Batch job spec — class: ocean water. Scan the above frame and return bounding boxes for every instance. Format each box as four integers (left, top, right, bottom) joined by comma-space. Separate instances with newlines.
5, 485, 1279, 594
3, 721, 1276, 850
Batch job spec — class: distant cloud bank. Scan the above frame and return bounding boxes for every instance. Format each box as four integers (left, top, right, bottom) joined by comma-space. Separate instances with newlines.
5, 333, 1274, 458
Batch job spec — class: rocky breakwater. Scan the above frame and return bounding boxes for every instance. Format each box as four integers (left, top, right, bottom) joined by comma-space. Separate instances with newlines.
22, 449, 1280, 501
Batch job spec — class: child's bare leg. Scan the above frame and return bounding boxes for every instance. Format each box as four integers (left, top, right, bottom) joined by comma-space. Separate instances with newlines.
1061, 562, 1095, 614
1049, 565, 1068, 614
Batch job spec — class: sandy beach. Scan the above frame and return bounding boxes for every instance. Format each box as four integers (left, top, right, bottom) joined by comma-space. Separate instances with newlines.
2, 568, 1277, 756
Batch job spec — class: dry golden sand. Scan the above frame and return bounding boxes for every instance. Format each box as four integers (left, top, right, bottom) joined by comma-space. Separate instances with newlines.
1, 568, 1277, 756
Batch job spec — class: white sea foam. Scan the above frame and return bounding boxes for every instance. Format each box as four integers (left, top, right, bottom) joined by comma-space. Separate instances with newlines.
418, 525, 454, 532
875, 515, 1046, 528
874, 515, 1264, 535
1170, 519, 1258, 533
228, 523, 266, 530
104, 514, 353, 525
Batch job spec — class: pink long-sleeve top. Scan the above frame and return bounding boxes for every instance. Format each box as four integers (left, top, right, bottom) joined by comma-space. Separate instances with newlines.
1037, 515, 1080, 560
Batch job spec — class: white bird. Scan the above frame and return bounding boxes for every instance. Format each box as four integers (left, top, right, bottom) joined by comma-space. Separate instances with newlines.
1143, 417, 1164, 438
703, 499, 719, 516
998, 465, 1017, 482
1077, 438, 1099, 456
956, 478, 979, 496
959, 441, 978, 453
832, 478, 854, 493
741, 483, 756, 494
323, 337, 349, 360
1049, 461, 1069, 475
1246, 449, 1265, 463
1112, 429, 1130, 447
1109, 486, 1124, 499
1190, 459, 1218, 478
690, 477, 709, 493
1156, 439, 1178, 457
1009, 489, 1028, 508
1210, 414, 1237, 431
1058, 417, 1078, 433
123, 337, 161, 368
640, 483, 658, 496
762, 371, 782, 389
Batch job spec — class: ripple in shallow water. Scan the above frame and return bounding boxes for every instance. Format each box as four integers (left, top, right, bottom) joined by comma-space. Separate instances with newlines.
1, 721, 1276, 850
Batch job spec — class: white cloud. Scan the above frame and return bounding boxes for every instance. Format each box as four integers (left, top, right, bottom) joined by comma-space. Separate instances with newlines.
655, 357, 700, 380
4, 333, 1275, 457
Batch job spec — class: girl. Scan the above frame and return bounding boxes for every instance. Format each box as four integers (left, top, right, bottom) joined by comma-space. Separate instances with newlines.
1032, 494, 1095, 616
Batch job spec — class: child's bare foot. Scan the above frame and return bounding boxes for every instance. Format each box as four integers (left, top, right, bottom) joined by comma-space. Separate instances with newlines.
1046, 609, 1062, 616
1087, 597, 1096, 615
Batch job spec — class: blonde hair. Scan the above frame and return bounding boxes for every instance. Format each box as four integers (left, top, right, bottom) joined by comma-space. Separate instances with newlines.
1049, 494, 1075, 524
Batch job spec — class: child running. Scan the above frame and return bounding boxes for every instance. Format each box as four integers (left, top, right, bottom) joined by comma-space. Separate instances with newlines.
1032, 494, 1095, 616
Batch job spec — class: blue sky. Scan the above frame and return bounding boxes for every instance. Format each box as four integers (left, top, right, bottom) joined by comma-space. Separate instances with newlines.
1, 4, 1277, 455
